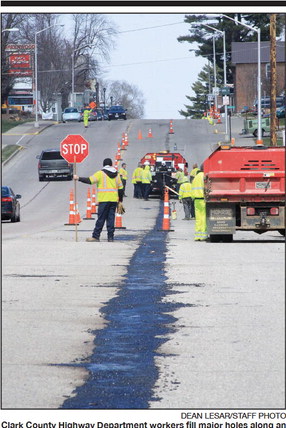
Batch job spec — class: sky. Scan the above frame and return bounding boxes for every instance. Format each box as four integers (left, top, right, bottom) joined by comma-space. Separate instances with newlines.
60, 13, 207, 120
102, 14, 207, 119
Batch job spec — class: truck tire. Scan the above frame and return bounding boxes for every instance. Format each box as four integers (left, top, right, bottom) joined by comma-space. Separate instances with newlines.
253, 129, 265, 138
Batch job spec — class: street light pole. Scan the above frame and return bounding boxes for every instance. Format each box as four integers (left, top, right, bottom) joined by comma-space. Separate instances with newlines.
221, 14, 262, 144
103, 87, 106, 113
2, 28, 19, 32
34, 24, 64, 128
201, 23, 228, 137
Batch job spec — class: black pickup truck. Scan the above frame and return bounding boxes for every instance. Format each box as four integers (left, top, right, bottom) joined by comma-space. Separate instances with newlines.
37, 149, 73, 181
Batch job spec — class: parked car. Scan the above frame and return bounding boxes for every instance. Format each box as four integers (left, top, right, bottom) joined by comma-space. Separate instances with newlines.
108, 105, 127, 121
37, 149, 73, 181
95, 108, 109, 121
79, 108, 97, 122
276, 105, 285, 119
62, 107, 81, 123
1, 186, 21, 222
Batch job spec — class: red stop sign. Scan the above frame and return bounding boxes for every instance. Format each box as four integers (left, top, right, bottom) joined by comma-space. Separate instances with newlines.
60, 135, 89, 163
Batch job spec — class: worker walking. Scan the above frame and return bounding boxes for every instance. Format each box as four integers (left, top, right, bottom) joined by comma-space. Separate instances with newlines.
83, 105, 92, 128
190, 165, 207, 241
119, 163, 128, 197
132, 163, 143, 198
74, 158, 124, 242
141, 162, 152, 201
179, 175, 193, 220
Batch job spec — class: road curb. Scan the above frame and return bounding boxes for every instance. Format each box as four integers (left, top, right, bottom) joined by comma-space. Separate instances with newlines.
2, 122, 57, 165
2, 145, 25, 166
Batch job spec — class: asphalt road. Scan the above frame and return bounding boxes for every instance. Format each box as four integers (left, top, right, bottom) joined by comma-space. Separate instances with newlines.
2, 117, 285, 409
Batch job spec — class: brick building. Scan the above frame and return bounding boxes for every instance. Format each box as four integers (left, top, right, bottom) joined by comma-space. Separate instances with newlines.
231, 41, 285, 112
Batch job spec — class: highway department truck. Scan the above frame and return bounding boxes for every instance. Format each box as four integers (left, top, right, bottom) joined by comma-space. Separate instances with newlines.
204, 144, 285, 242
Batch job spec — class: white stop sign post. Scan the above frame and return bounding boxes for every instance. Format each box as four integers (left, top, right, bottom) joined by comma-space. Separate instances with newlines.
60, 135, 90, 242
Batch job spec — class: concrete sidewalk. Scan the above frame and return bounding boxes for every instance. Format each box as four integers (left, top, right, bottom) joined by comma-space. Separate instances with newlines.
3, 119, 56, 136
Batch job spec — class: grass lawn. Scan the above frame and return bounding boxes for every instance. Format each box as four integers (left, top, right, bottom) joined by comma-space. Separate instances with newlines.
2, 145, 20, 163
2, 118, 33, 133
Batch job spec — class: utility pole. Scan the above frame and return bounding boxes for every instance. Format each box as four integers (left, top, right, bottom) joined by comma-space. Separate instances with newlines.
270, 13, 277, 146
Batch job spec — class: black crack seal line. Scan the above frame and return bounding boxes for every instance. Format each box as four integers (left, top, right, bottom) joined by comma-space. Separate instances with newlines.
61, 203, 187, 409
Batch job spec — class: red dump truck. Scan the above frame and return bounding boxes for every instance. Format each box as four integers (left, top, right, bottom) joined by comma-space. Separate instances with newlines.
204, 144, 285, 242
140, 151, 188, 197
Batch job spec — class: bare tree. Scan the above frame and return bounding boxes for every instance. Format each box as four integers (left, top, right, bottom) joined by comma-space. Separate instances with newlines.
1, 13, 33, 104
100, 80, 145, 118
70, 14, 117, 90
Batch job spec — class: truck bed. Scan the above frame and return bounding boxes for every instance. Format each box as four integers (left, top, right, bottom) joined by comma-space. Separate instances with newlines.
204, 146, 285, 203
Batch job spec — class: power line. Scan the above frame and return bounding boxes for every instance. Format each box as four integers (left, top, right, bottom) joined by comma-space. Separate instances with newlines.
118, 21, 185, 34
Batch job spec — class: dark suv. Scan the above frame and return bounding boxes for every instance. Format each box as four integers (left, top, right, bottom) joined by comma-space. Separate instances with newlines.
37, 149, 73, 181
108, 105, 127, 121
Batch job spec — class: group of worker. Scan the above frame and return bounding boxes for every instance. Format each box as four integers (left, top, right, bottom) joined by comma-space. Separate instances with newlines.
74, 157, 206, 242
131, 161, 152, 201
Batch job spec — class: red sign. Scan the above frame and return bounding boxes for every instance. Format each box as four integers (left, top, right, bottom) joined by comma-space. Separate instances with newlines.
9, 54, 31, 68
6, 44, 35, 51
60, 135, 89, 163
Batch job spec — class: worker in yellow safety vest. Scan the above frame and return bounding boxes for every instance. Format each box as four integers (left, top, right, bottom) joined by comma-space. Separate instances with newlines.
132, 162, 143, 198
141, 162, 152, 201
189, 163, 200, 183
83, 106, 93, 128
74, 158, 124, 242
175, 167, 185, 192
189, 163, 200, 218
190, 165, 207, 241
179, 175, 193, 220
119, 162, 128, 197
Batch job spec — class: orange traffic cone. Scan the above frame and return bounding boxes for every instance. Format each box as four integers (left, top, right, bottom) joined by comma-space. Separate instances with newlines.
217, 114, 222, 124
75, 202, 82, 224
158, 188, 174, 231
115, 212, 126, 229
138, 129, 143, 140
124, 133, 129, 146
116, 146, 122, 161
83, 188, 93, 220
114, 159, 118, 169
121, 138, 126, 150
169, 120, 174, 134
65, 190, 79, 225
91, 186, 97, 214
147, 128, 153, 138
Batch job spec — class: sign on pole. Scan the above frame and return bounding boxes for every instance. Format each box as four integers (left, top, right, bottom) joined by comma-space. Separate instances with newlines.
60, 134, 89, 163
223, 96, 230, 106
60, 135, 89, 242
